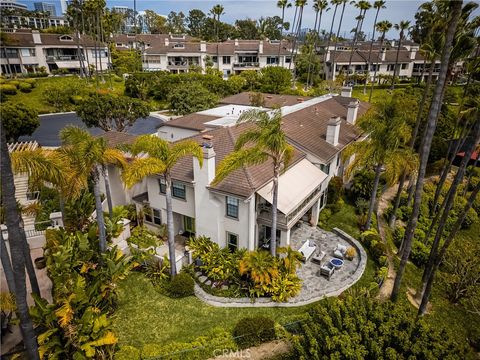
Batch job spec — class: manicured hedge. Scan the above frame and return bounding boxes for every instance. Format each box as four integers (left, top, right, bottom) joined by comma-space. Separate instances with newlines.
233, 316, 276, 349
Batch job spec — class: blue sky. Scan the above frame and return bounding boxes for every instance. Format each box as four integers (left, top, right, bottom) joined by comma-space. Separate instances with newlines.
19, 0, 453, 38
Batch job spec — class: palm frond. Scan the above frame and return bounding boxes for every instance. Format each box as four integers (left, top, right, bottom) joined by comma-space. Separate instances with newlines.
122, 157, 166, 188
101, 148, 127, 168
60, 126, 91, 146
129, 135, 169, 159
212, 147, 269, 186
234, 129, 263, 151
168, 140, 203, 170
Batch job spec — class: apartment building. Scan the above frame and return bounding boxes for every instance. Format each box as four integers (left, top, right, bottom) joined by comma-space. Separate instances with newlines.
0, 29, 108, 75
322, 40, 442, 83
113, 34, 295, 78
101, 89, 368, 252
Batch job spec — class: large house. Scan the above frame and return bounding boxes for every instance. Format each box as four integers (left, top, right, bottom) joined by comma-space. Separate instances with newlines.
100, 89, 368, 251
113, 34, 295, 78
322, 40, 444, 83
0, 29, 108, 75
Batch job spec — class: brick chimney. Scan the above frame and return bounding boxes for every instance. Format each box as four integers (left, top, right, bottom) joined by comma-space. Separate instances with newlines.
326, 117, 341, 146
347, 100, 360, 124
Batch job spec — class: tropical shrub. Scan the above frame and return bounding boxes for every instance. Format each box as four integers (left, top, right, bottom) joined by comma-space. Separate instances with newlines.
163, 272, 195, 298
18, 81, 33, 93
410, 240, 430, 267
461, 207, 478, 229
348, 169, 378, 202
168, 82, 218, 115
259, 66, 291, 94
293, 294, 468, 359
354, 197, 369, 215
233, 316, 276, 349
128, 225, 162, 249
0, 84, 18, 95
327, 176, 344, 204
30, 229, 134, 359
360, 229, 387, 265
0, 292, 16, 338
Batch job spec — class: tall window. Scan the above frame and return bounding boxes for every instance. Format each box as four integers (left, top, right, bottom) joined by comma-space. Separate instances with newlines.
401, 63, 408, 70
159, 178, 166, 194
226, 196, 239, 219
227, 232, 238, 252
145, 208, 161, 225
266, 56, 278, 65
172, 183, 186, 199
222, 56, 231, 64
320, 163, 330, 175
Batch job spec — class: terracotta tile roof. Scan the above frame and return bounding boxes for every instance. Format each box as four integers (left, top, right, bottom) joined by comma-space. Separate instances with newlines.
97, 131, 137, 148
164, 113, 220, 131
282, 96, 367, 162
220, 92, 312, 108
330, 49, 416, 64
2, 31, 101, 47
170, 123, 305, 198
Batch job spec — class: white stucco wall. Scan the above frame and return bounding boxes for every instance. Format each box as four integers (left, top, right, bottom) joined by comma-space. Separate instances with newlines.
157, 126, 199, 142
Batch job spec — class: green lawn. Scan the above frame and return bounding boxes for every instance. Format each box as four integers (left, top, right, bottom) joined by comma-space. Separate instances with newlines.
6, 76, 125, 114
112, 272, 309, 350
320, 202, 362, 239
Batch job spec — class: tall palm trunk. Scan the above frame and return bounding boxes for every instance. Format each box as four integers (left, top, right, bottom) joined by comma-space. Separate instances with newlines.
330, 1, 347, 83
288, 6, 301, 72
324, 3, 338, 79
417, 120, 480, 301
363, 7, 381, 95
92, 170, 107, 253
390, 34, 403, 90
389, 60, 435, 227
346, 12, 363, 82
165, 174, 177, 276
20, 224, 40, 296
102, 165, 113, 219
277, 7, 286, 66
368, 33, 386, 102
365, 163, 382, 230
270, 168, 279, 256
0, 231, 16, 293
419, 180, 480, 316
305, 9, 320, 88
1, 125, 40, 360
291, 6, 305, 84
391, 0, 462, 302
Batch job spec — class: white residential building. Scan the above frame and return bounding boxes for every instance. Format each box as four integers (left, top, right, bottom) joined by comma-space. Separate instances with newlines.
0, 29, 108, 75
100, 90, 368, 252
112, 34, 295, 78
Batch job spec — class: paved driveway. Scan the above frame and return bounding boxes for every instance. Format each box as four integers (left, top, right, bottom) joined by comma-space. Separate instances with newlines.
19, 112, 164, 147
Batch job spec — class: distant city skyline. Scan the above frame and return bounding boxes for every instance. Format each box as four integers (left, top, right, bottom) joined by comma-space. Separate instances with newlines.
17, 0, 480, 39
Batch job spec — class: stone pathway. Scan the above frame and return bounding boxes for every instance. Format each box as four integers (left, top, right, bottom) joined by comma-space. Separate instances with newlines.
194, 224, 367, 307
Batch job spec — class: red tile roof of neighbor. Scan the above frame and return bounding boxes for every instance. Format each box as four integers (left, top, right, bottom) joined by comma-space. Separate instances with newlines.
164, 113, 221, 131
3, 31, 102, 47
220, 92, 312, 108
97, 131, 137, 147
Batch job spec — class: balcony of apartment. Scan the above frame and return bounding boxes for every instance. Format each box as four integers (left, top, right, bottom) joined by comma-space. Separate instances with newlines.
233, 54, 259, 69
45, 49, 83, 63
255, 159, 328, 232
167, 56, 200, 70
412, 64, 441, 75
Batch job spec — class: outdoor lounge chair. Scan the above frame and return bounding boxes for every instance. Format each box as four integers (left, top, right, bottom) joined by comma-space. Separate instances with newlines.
320, 262, 335, 280
333, 243, 347, 259
299, 240, 317, 262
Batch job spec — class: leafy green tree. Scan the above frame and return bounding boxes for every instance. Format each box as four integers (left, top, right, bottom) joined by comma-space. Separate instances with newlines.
235, 19, 259, 39
213, 110, 294, 256
168, 83, 218, 115
144, 9, 167, 34
187, 9, 207, 37
259, 66, 292, 93
293, 294, 469, 358
166, 11, 186, 33
110, 48, 141, 75
76, 93, 150, 132
122, 135, 203, 276
240, 70, 262, 91
0, 103, 39, 142
277, 0, 292, 60
368, 19, 392, 101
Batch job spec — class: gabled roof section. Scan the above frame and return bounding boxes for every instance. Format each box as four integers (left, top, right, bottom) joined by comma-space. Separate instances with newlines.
163, 113, 221, 131
220, 92, 312, 108
97, 131, 137, 148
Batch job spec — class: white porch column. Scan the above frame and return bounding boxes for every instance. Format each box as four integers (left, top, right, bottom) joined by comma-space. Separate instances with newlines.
248, 196, 256, 251
310, 198, 321, 227
286, 228, 291, 247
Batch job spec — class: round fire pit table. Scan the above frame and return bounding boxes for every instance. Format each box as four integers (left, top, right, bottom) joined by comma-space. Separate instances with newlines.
330, 257, 344, 269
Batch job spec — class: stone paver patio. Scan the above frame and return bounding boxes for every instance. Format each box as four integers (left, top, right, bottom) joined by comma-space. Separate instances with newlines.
194, 223, 367, 307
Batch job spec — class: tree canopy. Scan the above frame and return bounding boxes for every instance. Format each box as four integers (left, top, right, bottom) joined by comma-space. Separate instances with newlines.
168, 83, 218, 115
1, 103, 40, 142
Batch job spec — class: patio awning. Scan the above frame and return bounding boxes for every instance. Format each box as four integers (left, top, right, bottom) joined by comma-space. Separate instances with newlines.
256, 159, 328, 216
55, 61, 81, 68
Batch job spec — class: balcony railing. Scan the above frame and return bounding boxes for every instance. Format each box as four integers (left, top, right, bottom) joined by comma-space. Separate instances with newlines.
167, 61, 199, 67
46, 55, 83, 62
233, 62, 260, 68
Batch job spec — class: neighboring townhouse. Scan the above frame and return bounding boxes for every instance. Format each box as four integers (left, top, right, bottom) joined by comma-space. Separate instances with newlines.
322, 40, 444, 83
113, 34, 295, 78
101, 89, 368, 252
0, 29, 108, 75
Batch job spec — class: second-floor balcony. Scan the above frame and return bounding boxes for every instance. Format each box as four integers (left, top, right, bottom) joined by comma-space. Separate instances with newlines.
233, 62, 260, 68
46, 55, 83, 62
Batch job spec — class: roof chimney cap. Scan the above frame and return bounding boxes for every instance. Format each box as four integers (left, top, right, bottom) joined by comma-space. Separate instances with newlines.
328, 116, 341, 126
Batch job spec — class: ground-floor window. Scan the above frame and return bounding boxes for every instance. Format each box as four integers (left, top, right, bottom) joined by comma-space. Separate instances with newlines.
145, 207, 161, 225
227, 232, 238, 252
183, 215, 195, 234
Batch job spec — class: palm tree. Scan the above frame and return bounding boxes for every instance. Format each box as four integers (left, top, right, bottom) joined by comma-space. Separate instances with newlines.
306, 0, 330, 87
122, 135, 203, 276
210, 4, 225, 70
368, 20, 392, 101
212, 110, 294, 256
0, 123, 40, 359
390, 20, 410, 90
324, 0, 342, 76
289, 0, 308, 80
346, 1, 371, 83
418, 179, 480, 316
343, 98, 418, 230
362, 0, 386, 95
59, 126, 126, 253
330, 0, 350, 82
277, 0, 292, 65
390, 0, 463, 302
